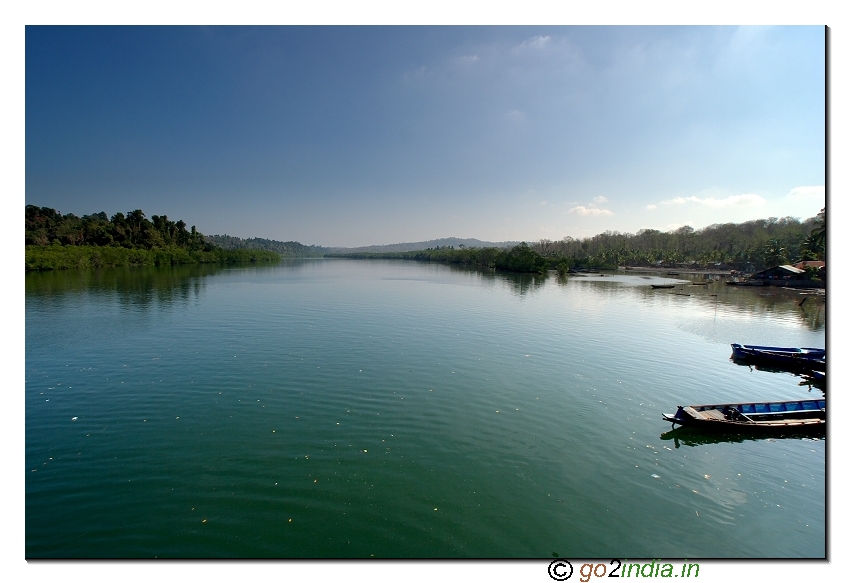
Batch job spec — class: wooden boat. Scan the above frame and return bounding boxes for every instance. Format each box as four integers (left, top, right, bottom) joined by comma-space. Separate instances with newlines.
731, 343, 825, 371
725, 279, 764, 286
651, 284, 676, 289
662, 398, 825, 432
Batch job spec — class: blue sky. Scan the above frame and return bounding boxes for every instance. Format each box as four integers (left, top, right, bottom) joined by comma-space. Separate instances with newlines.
25, 25, 825, 246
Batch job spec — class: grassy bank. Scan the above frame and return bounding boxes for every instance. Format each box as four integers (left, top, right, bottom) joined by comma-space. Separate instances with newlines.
26, 244, 280, 271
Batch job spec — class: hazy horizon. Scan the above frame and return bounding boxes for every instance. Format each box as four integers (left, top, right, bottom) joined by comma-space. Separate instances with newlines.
26, 26, 825, 247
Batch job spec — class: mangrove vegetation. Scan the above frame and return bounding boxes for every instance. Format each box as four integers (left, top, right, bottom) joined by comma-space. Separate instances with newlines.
26, 205, 280, 271
327, 211, 826, 274
205, 234, 326, 257
28, 203, 825, 276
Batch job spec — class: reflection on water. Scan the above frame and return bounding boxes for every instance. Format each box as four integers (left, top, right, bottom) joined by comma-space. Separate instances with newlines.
798, 299, 826, 330
711, 284, 824, 332
729, 361, 826, 393
546, 272, 825, 334
660, 426, 826, 448
441, 263, 550, 297
24, 260, 312, 309
25, 263, 221, 307
26, 259, 825, 558
27, 263, 824, 333
498, 271, 549, 297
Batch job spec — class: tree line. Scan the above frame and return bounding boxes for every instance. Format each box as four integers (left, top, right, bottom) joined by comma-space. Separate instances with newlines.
205, 234, 326, 257
28, 204, 825, 274
530, 212, 825, 270
327, 211, 826, 275
26, 205, 280, 270
326, 243, 548, 273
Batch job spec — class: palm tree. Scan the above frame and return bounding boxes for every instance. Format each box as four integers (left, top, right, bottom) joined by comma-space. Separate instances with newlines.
808, 207, 825, 261
761, 239, 788, 268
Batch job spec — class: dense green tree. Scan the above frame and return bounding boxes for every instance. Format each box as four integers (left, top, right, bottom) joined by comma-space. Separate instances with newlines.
494, 243, 549, 273
760, 239, 789, 267
326, 212, 820, 275
205, 234, 326, 257
527, 214, 820, 270
25, 205, 280, 271
807, 208, 825, 261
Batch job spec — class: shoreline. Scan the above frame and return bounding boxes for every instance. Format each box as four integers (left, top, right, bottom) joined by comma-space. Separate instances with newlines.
617, 266, 733, 276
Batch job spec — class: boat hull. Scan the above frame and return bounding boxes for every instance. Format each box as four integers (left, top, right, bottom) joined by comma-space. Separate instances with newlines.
731, 343, 825, 371
663, 399, 825, 433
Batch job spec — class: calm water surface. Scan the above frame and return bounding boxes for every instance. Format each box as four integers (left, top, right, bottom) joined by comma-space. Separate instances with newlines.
26, 259, 826, 558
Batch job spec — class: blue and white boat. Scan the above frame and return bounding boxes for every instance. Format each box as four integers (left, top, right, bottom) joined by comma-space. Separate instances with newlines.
663, 398, 825, 432
730, 344, 825, 371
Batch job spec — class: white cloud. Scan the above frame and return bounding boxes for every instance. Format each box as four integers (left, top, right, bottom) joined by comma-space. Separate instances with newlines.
786, 185, 825, 199
660, 194, 766, 209
540, 201, 547, 205
452, 55, 479, 67
569, 206, 614, 216
515, 35, 551, 51
646, 204, 657, 210
592, 196, 608, 204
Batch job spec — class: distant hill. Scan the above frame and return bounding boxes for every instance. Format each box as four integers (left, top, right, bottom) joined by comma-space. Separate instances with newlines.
207, 235, 522, 255
205, 235, 328, 257
324, 238, 520, 253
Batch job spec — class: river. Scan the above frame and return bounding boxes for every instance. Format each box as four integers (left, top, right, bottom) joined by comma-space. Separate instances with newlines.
25, 259, 825, 558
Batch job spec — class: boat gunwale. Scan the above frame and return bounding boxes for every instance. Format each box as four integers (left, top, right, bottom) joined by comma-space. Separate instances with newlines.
676, 398, 825, 411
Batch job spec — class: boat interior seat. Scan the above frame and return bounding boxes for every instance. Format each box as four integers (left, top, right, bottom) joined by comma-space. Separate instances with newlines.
700, 409, 727, 421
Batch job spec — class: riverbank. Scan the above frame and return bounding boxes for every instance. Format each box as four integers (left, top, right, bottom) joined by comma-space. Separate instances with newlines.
618, 266, 734, 276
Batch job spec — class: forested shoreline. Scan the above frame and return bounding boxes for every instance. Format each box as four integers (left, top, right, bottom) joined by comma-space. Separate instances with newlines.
529, 212, 825, 269
25, 205, 279, 271
327, 243, 549, 273
205, 234, 326, 257
328, 211, 826, 275
27, 204, 825, 275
